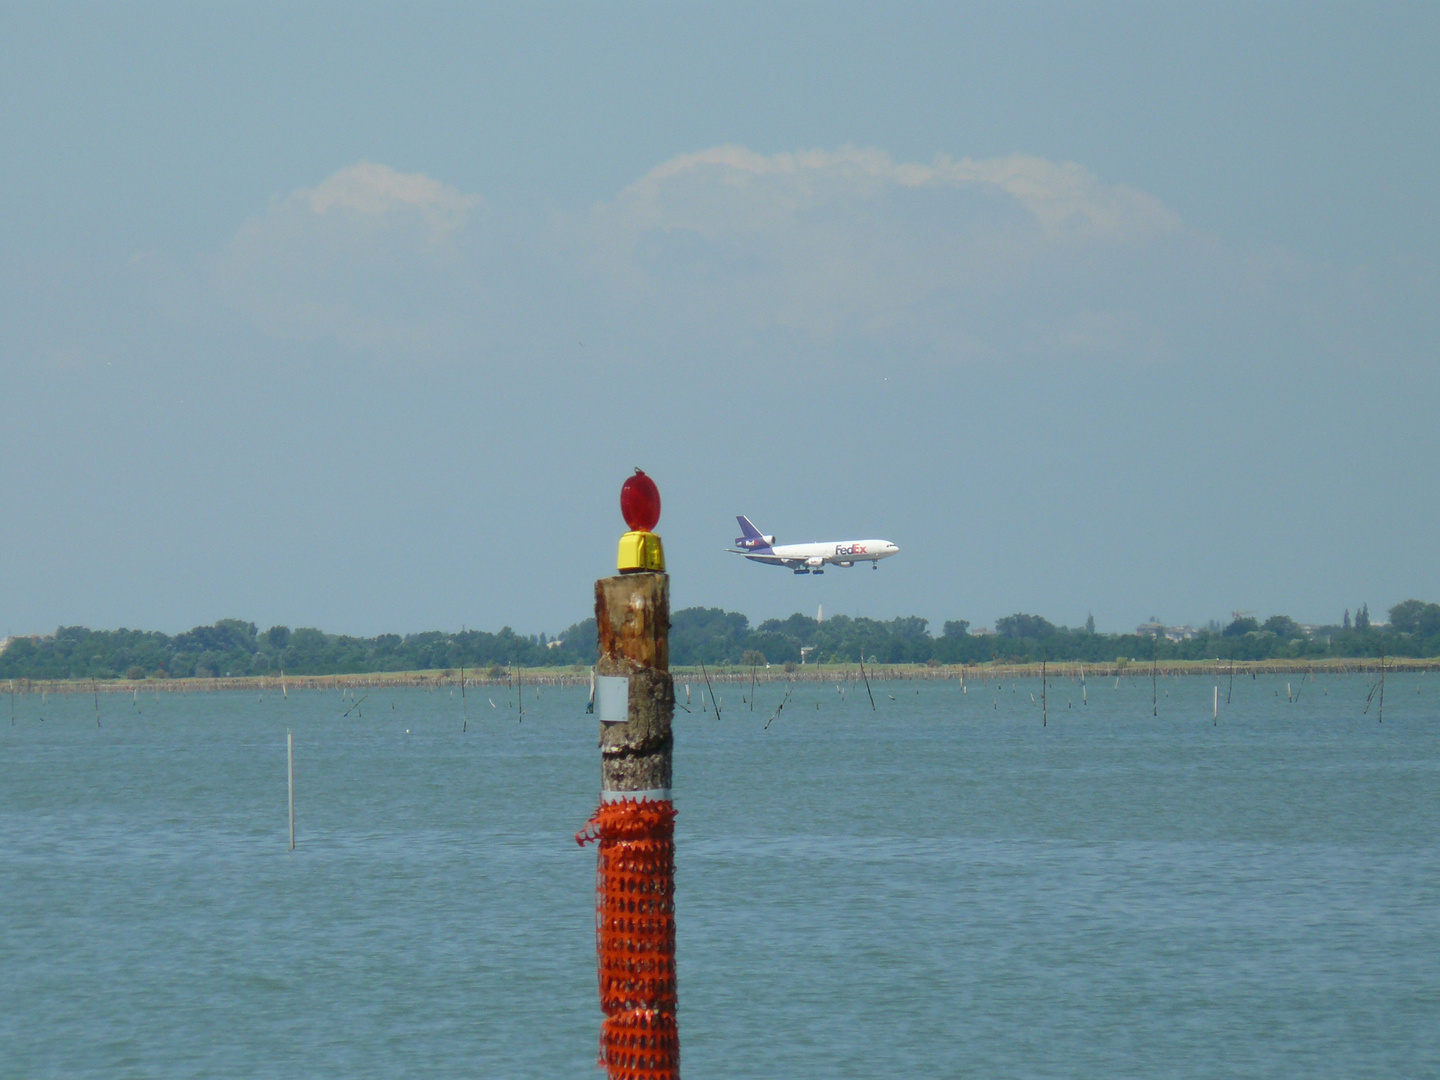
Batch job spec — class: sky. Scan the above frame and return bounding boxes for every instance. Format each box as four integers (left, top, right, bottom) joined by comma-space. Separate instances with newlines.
2, 2, 1437, 639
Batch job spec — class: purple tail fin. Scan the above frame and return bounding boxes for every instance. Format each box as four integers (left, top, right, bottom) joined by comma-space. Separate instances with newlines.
734, 516, 773, 552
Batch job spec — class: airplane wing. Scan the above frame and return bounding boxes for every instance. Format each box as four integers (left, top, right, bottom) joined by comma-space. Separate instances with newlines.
726, 549, 797, 567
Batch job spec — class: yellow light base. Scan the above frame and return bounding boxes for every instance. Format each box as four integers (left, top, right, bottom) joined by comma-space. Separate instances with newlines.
617, 530, 666, 573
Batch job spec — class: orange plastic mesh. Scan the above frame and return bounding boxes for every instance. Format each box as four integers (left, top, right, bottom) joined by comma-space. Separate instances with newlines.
577, 798, 679, 1080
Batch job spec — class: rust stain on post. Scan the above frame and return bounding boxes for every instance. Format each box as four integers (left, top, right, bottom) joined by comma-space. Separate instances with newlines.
594, 572, 674, 792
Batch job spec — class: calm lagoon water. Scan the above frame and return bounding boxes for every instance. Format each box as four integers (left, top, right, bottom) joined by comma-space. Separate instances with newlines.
2, 673, 1437, 1078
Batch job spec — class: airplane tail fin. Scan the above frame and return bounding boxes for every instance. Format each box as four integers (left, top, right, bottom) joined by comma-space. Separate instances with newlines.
734, 515, 774, 552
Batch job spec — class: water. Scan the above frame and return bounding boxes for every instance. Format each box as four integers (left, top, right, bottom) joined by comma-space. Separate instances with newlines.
2, 673, 1437, 1078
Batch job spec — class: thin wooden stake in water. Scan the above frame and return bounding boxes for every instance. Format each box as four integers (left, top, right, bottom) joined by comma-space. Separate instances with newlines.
1151, 638, 1158, 717
764, 682, 794, 730
858, 655, 876, 711
700, 659, 720, 720
287, 730, 295, 851
92, 678, 101, 728
1378, 652, 1385, 723
1213, 685, 1218, 724
1041, 653, 1047, 727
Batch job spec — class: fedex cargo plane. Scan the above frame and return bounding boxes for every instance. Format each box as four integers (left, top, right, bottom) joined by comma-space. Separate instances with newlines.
728, 515, 899, 575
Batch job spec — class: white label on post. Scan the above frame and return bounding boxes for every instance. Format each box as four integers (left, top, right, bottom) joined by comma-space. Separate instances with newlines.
596, 676, 630, 723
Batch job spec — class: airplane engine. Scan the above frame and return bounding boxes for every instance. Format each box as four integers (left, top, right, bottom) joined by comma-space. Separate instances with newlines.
805, 556, 825, 568
761, 535, 776, 545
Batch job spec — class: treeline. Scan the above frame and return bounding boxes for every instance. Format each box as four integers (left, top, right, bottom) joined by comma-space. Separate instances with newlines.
0, 619, 598, 681
672, 601, 1440, 666
3, 600, 1438, 680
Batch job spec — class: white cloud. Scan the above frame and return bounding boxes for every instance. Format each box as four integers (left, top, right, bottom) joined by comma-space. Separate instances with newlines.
296, 162, 479, 242
216, 163, 483, 350
617, 145, 1178, 241
582, 145, 1187, 357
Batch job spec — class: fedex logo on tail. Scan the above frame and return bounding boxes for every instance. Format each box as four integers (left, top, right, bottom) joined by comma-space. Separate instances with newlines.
734, 515, 776, 552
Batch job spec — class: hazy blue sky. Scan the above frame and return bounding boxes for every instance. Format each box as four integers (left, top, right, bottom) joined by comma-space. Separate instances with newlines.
2, 2, 1437, 638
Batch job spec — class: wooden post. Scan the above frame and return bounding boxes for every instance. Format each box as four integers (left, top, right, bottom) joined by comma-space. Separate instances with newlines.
595, 572, 673, 793
588, 569, 679, 1079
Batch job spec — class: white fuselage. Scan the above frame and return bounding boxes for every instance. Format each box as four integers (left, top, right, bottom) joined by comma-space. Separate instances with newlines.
763, 539, 898, 567
734, 539, 900, 573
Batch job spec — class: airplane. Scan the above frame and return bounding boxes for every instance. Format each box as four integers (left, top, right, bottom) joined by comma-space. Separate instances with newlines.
727, 515, 900, 575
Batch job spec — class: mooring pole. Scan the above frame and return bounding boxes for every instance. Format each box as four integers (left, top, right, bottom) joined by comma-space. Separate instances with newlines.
595, 572, 674, 793
579, 469, 679, 1080
287, 730, 295, 852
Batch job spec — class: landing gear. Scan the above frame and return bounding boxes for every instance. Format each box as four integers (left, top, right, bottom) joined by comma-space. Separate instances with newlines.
812, 569, 824, 575
793, 568, 809, 575
871, 562, 878, 570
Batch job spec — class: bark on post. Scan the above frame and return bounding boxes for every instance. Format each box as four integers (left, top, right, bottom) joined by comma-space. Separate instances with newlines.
595, 572, 673, 792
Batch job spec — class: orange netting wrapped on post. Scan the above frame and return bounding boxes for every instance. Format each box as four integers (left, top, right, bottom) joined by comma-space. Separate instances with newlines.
577, 797, 679, 1080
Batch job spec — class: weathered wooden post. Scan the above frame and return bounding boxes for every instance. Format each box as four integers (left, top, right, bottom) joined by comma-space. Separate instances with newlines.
578, 469, 679, 1080
596, 572, 673, 793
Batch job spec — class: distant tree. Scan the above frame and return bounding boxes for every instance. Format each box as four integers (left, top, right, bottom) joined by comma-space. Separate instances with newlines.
741, 649, 767, 666
995, 613, 1055, 639
757, 613, 819, 639
266, 625, 291, 649
669, 607, 752, 664
1343, 608, 1351, 630
1262, 615, 1298, 637
1223, 617, 1259, 637
1389, 599, 1440, 636
1355, 604, 1371, 631
942, 620, 970, 638
1085, 613, 1096, 634
891, 617, 930, 642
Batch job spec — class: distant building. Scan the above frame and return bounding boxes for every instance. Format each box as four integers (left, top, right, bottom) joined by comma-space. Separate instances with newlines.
1136, 621, 1197, 641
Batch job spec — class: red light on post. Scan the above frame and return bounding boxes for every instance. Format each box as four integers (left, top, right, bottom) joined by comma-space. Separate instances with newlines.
620, 469, 661, 532
617, 469, 665, 573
